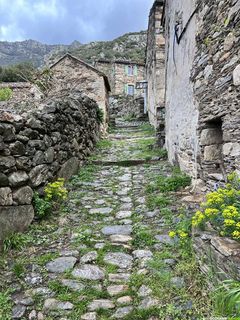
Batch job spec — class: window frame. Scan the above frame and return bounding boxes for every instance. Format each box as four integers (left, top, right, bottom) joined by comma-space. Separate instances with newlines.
127, 65, 134, 76
127, 84, 135, 96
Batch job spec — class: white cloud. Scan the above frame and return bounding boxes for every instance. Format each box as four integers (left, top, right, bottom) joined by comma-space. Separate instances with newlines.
0, 24, 24, 41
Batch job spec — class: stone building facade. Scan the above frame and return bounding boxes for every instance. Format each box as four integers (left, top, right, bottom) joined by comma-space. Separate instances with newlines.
49, 54, 111, 125
0, 91, 101, 247
162, 0, 240, 188
146, 0, 165, 146
94, 59, 145, 97
94, 59, 146, 119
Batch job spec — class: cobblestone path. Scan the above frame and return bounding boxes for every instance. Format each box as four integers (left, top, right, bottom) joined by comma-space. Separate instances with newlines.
0, 121, 210, 320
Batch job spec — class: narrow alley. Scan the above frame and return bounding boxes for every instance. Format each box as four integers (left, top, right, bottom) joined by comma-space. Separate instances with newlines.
0, 121, 211, 320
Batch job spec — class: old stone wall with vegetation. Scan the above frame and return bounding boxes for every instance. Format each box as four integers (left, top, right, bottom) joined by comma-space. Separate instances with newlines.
192, 0, 240, 188
0, 91, 100, 245
193, 231, 240, 282
164, 0, 240, 188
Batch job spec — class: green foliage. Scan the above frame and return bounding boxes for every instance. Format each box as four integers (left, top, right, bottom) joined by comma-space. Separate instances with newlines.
33, 178, 68, 219
192, 172, 240, 240
36, 252, 59, 266
147, 194, 171, 210
132, 223, 156, 248
0, 291, 12, 320
146, 167, 191, 194
214, 279, 240, 316
12, 261, 26, 278
3, 233, 29, 252
169, 208, 193, 248
71, 165, 97, 184
96, 107, 104, 124
0, 61, 35, 82
123, 113, 136, 122
33, 193, 52, 219
96, 139, 112, 149
0, 88, 12, 101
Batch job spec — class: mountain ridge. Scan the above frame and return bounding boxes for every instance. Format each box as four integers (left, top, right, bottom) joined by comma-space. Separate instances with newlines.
0, 31, 147, 68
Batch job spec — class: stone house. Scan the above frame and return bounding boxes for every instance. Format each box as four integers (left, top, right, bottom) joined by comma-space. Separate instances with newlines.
146, 0, 165, 146
147, 0, 240, 188
49, 53, 111, 125
94, 59, 146, 119
94, 59, 145, 97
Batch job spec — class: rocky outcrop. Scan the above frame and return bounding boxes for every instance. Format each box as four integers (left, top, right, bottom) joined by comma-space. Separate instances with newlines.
0, 90, 100, 245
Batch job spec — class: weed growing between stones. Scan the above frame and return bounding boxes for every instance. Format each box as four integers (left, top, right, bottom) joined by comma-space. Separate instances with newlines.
0, 291, 12, 320
214, 279, 240, 317
33, 178, 68, 219
96, 139, 113, 149
12, 259, 27, 278
146, 166, 191, 194
70, 164, 97, 184
3, 232, 30, 252
132, 223, 156, 249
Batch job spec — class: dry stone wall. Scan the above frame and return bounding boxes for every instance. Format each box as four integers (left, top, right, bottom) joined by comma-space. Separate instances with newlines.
193, 231, 240, 282
109, 95, 145, 121
0, 91, 100, 245
192, 0, 240, 188
164, 0, 240, 189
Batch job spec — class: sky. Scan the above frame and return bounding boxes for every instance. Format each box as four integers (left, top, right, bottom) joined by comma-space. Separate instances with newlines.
0, 0, 154, 44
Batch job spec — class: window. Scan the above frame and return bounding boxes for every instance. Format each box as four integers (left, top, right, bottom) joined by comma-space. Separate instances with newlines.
128, 65, 134, 76
127, 84, 134, 96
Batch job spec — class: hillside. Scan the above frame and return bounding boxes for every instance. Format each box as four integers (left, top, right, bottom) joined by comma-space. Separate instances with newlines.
0, 31, 147, 68
0, 39, 78, 67
47, 31, 147, 65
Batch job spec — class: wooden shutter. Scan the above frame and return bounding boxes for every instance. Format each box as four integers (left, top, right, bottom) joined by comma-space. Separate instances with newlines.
134, 65, 138, 76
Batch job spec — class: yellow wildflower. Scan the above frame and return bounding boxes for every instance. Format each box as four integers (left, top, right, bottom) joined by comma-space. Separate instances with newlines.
192, 210, 205, 226
178, 231, 188, 238
169, 231, 176, 238
232, 230, 240, 239
222, 206, 239, 219
224, 219, 236, 227
204, 208, 219, 217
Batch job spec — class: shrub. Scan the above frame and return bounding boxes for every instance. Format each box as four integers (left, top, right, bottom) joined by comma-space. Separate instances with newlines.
0, 88, 12, 101
192, 172, 240, 240
44, 178, 68, 201
33, 178, 68, 219
33, 193, 52, 219
0, 62, 35, 83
